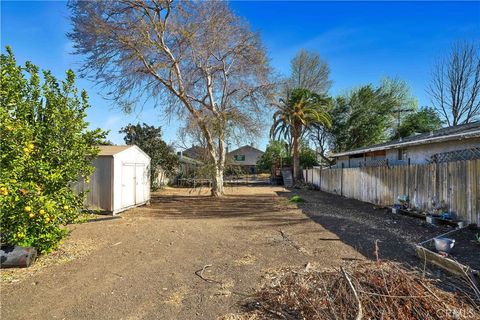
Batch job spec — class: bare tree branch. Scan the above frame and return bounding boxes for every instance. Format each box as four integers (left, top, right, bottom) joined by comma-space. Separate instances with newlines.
288, 49, 332, 94
68, 0, 276, 196
428, 41, 480, 126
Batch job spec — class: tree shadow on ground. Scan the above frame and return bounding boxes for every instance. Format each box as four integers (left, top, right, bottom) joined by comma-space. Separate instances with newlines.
275, 189, 452, 268
133, 191, 312, 229
138, 187, 452, 268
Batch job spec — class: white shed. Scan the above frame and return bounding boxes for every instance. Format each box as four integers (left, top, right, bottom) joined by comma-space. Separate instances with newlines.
76, 145, 151, 214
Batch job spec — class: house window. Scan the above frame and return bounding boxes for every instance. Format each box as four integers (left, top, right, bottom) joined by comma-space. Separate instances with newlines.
234, 155, 245, 161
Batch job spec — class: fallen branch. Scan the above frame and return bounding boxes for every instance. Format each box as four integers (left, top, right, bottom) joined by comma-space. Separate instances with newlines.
279, 230, 305, 253
341, 267, 363, 320
236, 260, 479, 320
357, 290, 428, 299
195, 264, 222, 285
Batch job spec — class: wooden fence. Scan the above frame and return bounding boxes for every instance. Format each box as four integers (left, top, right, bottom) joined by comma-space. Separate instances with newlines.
303, 159, 480, 225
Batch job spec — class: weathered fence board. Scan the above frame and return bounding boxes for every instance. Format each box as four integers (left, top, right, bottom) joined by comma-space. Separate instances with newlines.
304, 159, 480, 224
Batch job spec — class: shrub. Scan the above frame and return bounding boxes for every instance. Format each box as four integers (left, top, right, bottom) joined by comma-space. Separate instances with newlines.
119, 123, 179, 188
289, 195, 304, 203
0, 47, 106, 253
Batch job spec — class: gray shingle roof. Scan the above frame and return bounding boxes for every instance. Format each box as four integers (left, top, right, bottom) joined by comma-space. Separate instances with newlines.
332, 121, 480, 157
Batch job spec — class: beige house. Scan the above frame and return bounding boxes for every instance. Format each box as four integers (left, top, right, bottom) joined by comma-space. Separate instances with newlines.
332, 122, 480, 168
227, 145, 264, 173
180, 145, 208, 161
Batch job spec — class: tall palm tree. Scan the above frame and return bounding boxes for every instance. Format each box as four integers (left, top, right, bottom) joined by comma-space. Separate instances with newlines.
271, 88, 331, 181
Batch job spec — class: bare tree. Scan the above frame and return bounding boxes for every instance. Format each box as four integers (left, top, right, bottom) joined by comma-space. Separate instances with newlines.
308, 124, 332, 165
176, 113, 263, 158
69, 0, 274, 196
428, 41, 480, 126
289, 49, 332, 94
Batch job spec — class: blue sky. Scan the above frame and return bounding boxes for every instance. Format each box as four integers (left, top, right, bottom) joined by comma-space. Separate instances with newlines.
2, 1, 479, 150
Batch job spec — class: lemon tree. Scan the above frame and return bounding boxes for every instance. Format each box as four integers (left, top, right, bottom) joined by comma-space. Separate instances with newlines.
0, 47, 106, 253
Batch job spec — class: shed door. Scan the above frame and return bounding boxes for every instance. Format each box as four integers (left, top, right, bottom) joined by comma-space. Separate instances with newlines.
121, 164, 136, 208
135, 164, 146, 204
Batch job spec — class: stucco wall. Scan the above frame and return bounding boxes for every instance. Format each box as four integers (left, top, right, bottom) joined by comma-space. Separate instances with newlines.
228, 146, 264, 166
336, 137, 480, 167
335, 156, 374, 168
405, 138, 480, 164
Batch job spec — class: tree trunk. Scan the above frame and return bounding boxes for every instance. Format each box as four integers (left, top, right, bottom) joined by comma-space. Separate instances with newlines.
210, 134, 226, 197
197, 120, 226, 197
292, 132, 301, 182
211, 166, 224, 196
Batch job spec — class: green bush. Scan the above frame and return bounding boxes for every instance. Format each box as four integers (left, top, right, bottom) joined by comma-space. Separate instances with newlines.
119, 123, 179, 188
0, 47, 106, 253
289, 195, 304, 203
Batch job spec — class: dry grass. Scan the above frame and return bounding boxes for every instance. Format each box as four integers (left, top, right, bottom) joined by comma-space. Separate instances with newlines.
234, 254, 257, 266
233, 261, 480, 320
1, 237, 103, 284
165, 287, 188, 305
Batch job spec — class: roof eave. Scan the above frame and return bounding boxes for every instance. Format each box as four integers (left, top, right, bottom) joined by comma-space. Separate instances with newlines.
331, 131, 480, 158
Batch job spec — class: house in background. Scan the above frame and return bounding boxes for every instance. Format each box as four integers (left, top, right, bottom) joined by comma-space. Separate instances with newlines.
181, 145, 209, 161
227, 145, 264, 173
331, 121, 480, 168
177, 153, 203, 177
73, 145, 151, 214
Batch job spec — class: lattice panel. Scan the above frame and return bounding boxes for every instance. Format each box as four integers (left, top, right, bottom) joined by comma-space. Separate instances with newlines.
361, 159, 388, 167
433, 147, 480, 163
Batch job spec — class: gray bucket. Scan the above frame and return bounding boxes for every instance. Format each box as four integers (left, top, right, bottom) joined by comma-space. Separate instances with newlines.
434, 237, 455, 253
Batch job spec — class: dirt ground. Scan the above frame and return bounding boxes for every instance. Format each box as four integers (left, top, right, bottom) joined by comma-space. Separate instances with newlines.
1, 186, 364, 320
285, 188, 456, 267
2, 186, 475, 320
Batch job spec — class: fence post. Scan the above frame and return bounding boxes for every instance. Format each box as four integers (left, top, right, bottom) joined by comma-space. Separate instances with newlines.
434, 158, 439, 210
406, 158, 410, 200
341, 163, 344, 196
319, 166, 322, 191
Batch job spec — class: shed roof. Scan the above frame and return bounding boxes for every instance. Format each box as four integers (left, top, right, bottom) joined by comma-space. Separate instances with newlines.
96, 145, 151, 160
331, 121, 480, 158
97, 145, 132, 156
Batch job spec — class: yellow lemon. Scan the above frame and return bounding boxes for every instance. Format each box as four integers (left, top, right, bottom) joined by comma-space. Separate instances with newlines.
16, 232, 24, 238
45, 217, 50, 223
63, 205, 69, 210
39, 209, 45, 215
29, 213, 35, 218
24, 206, 32, 212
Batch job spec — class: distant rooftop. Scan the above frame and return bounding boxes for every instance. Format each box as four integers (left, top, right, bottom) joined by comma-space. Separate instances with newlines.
332, 121, 480, 157
178, 154, 203, 165
227, 145, 264, 155
181, 145, 208, 161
